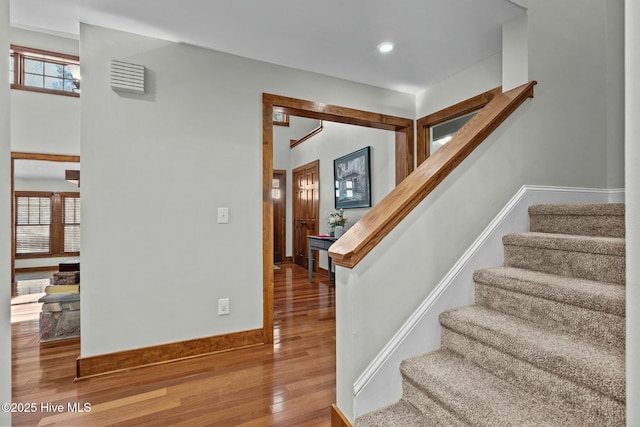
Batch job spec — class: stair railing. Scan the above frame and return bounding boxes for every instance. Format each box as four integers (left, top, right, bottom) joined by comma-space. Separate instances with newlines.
329, 81, 537, 268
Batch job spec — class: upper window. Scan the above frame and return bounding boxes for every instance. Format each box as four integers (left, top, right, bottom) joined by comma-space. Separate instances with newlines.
430, 111, 478, 153
416, 87, 501, 165
10, 45, 80, 97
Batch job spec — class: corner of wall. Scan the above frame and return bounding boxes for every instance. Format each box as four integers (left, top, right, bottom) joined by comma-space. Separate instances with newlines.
502, 11, 529, 92
625, 1, 640, 424
1, 0, 12, 424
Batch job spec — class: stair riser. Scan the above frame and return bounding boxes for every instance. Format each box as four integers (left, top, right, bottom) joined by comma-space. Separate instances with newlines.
529, 214, 624, 238
504, 244, 625, 285
441, 327, 626, 425
401, 380, 464, 425
475, 283, 625, 349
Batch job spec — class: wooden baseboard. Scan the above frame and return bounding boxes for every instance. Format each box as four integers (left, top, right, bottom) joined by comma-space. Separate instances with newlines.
40, 336, 80, 349
76, 328, 264, 379
15, 265, 58, 274
331, 404, 352, 427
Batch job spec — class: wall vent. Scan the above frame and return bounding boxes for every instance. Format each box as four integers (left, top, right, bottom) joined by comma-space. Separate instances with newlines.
110, 59, 145, 93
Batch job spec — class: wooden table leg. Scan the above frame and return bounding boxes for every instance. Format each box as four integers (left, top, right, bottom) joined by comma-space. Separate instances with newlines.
308, 245, 313, 283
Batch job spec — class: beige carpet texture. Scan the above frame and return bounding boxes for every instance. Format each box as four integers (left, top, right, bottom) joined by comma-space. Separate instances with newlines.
356, 203, 626, 426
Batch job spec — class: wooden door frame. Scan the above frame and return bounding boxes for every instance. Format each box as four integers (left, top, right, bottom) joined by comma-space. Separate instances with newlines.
262, 93, 414, 343
10, 152, 80, 285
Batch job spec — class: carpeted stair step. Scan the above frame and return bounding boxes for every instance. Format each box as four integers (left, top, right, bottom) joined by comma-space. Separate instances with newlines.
400, 349, 592, 426
400, 379, 465, 425
354, 400, 433, 427
441, 327, 625, 425
439, 305, 625, 405
473, 266, 625, 349
503, 232, 625, 284
529, 203, 625, 238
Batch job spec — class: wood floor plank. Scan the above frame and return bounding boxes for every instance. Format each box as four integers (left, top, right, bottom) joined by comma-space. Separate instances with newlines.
12, 264, 336, 426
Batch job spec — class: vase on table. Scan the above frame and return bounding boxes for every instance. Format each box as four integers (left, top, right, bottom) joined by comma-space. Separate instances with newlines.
334, 225, 345, 238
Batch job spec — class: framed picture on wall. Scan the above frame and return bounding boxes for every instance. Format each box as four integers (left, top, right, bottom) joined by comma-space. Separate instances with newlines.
334, 147, 371, 209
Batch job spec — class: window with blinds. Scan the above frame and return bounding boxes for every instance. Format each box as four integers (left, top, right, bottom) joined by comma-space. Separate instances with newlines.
64, 196, 81, 253
15, 192, 80, 258
16, 195, 51, 254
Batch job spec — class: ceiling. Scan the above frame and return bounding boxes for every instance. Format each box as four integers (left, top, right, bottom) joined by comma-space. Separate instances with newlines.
10, 0, 524, 94
14, 160, 79, 181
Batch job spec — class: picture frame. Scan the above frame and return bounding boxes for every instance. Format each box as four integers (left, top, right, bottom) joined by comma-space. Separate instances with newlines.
334, 146, 371, 209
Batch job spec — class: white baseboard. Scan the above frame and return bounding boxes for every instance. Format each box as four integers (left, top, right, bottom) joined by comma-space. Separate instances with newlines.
353, 185, 625, 417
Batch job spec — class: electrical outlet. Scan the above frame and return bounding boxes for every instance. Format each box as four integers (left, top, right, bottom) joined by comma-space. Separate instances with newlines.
218, 298, 230, 315
217, 207, 229, 224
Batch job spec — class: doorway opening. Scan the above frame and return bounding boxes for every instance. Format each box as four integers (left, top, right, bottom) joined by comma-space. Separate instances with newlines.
272, 169, 287, 264
10, 152, 80, 323
262, 93, 414, 343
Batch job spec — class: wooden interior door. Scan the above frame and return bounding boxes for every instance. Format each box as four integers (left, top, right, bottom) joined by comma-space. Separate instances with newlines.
272, 170, 286, 263
292, 160, 319, 270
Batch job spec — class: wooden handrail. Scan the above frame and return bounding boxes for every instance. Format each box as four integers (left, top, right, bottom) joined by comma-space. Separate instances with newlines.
329, 81, 537, 268
290, 121, 324, 148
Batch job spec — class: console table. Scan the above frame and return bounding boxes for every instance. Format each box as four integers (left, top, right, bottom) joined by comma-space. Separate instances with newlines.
308, 236, 338, 283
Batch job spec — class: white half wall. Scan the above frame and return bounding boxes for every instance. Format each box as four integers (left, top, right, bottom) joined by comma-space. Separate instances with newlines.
79, 24, 414, 358
0, 1, 12, 425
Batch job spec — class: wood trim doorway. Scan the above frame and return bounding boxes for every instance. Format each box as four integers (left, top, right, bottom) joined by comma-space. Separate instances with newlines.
10, 152, 81, 286
262, 93, 414, 343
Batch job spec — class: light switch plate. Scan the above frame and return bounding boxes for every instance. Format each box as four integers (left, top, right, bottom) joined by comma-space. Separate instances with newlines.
218, 298, 230, 315
217, 207, 229, 224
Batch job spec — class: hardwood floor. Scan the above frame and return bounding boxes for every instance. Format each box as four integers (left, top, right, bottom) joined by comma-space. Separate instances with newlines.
11, 264, 336, 426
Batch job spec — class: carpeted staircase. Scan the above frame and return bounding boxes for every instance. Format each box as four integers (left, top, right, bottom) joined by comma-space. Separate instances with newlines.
356, 203, 626, 426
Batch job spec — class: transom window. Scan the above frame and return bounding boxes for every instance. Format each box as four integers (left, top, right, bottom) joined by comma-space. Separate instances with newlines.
416, 86, 501, 165
430, 111, 479, 153
10, 45, 80, 97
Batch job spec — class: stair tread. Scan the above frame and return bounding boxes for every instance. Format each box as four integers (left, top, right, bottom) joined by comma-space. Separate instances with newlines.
401, 349, 591, 426
439, 305, 625, 402
473, 266, 625, 316
355, 400, 435, 427
529, 203, 625, 216
503, 232, 625, 256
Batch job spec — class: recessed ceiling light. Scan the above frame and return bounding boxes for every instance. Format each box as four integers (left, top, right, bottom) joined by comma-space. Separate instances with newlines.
377, 42, 394, 53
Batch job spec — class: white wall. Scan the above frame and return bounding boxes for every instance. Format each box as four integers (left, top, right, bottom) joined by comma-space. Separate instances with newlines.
626, 0, 639, 423
10, 28, 80, 155
79, 24, 414, 357
290, 121, 395, 268
415, 53, 502, 118
337, 0, 625, 421
606, 0, 625, 188
1, 1, 12, 424
502, 12, 528, 91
